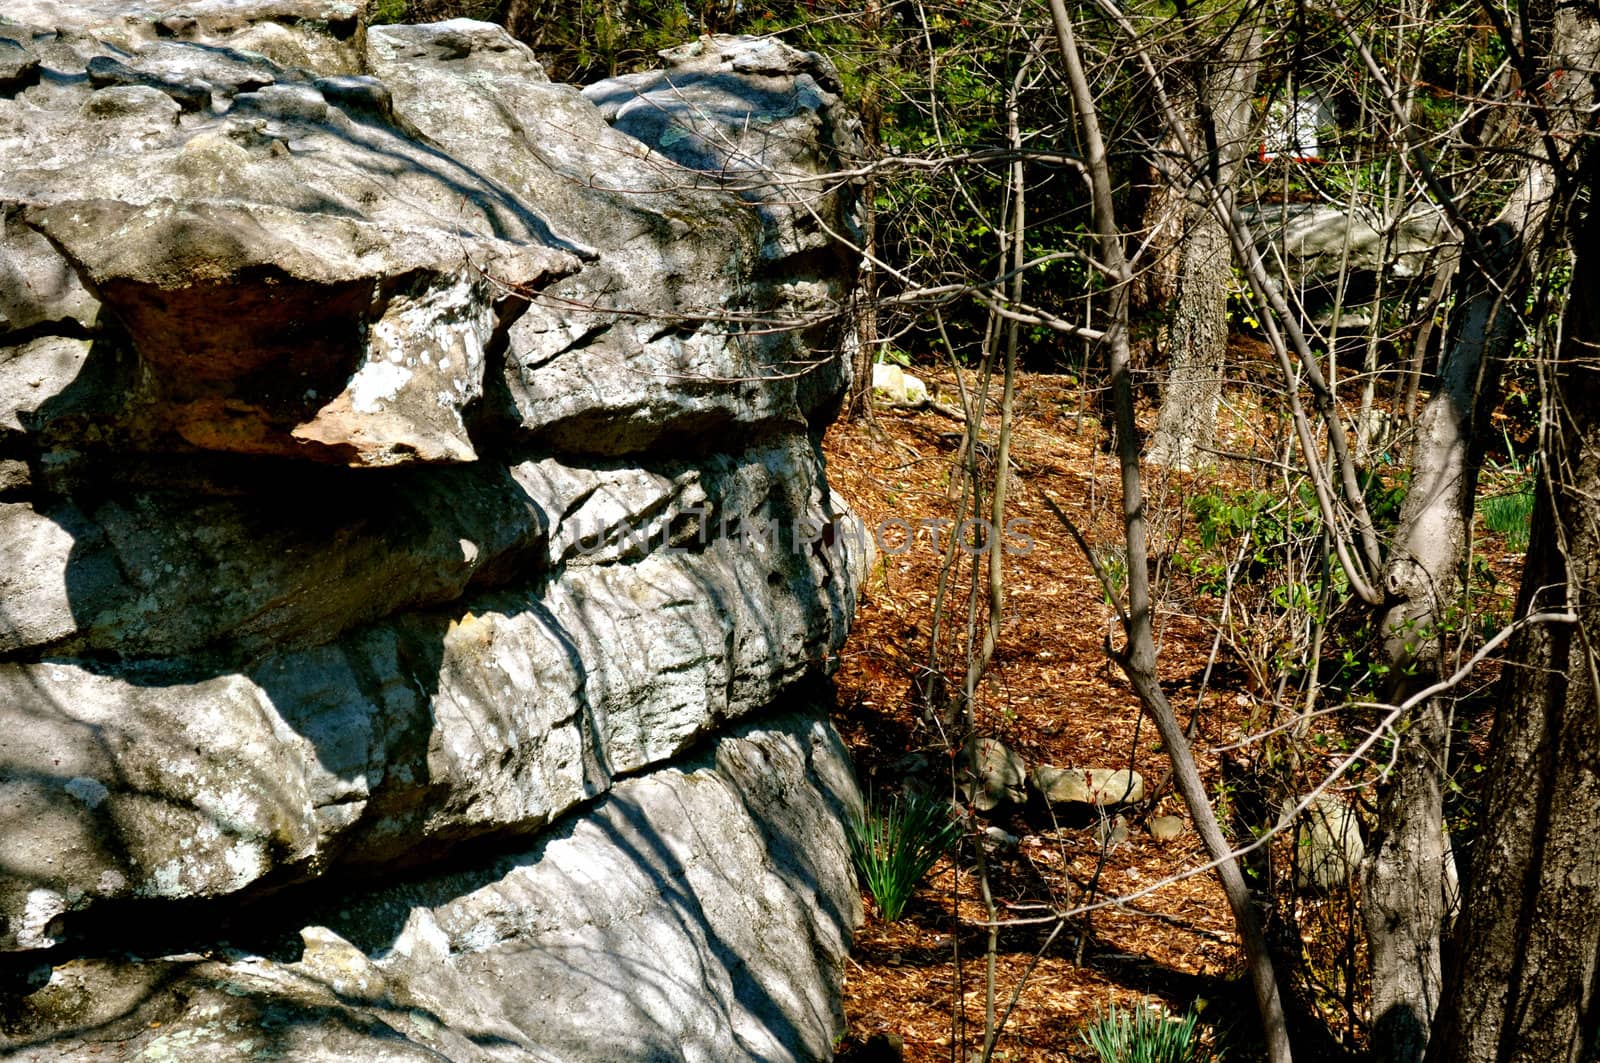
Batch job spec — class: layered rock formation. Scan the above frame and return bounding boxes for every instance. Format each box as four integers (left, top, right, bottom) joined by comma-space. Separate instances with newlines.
0, 4, 866, 1059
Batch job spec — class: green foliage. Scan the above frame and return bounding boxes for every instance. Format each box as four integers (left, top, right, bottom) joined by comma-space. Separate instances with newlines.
1367, 474, 1407, 527
1171, 472, 1409, 707
1095, 546, 1129, 607
847, 790, 961, 922
382, 0, 505, 25
368, 0, 409, 23
1178, 485, 1327, 596
1226, 267, 1261, 331
1080, 999, 1210, 1063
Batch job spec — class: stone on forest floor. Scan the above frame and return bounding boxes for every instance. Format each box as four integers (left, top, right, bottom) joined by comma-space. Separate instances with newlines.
1031, 765, 1146, 806
1096, 813, 1131, 849
1148, 814, 1186, 841
984, 825, 1021, 848
1284, 794, 1365, 890
871, 362, 930, 407
964, 736, 1026, 811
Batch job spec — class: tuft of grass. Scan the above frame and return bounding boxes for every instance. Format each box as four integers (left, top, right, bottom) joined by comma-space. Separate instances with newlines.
1080, 999, 1209, 1063
1480, 486, 1534, 553
847, 790, 961, 922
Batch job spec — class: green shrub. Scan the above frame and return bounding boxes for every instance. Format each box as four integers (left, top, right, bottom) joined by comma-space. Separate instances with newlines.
847, 790, 961, 922
1080, 999, 1209, 1063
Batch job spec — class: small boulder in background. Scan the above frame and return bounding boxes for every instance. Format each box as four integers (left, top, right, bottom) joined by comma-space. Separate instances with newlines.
1284, 794, 1365, 890
872, 362, 930, 406
1148, 814, 1186, 841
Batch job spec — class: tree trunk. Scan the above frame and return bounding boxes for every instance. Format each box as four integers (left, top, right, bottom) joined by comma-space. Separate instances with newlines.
1046, 4, 1293, 1060
1365, 194, 1530, 1060
1363, 8, 1600, 1055
1133, 120, 1185, 317
1362, 697, 1452, 1062
844, 0, 882, 423
1145, 21, 1260, 471
1145, 206, 1234, 468
1424, 133, 1600, 1063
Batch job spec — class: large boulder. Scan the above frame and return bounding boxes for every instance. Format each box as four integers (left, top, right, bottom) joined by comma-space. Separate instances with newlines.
1239, 202, 1452, 324
372, 24, 860, 456
0, 6, 865, 1060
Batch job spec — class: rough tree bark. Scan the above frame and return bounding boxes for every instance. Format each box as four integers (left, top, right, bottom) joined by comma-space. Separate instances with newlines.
1145, 17, 1261, 471
1361, 6, 1600, 1057
1424, 102, 1600, 1063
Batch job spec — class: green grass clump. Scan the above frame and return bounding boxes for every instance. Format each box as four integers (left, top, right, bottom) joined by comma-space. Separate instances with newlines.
1080, 999, 1209, 1063
1481, 487, 1534, 552
847, 790, 961, 922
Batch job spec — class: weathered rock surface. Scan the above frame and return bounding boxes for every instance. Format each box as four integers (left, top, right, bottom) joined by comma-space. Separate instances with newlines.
1, 711, 861, 1063
1244, 203, 1449, 284
1241, 202, 1452, 323
0, 5, 864, 1060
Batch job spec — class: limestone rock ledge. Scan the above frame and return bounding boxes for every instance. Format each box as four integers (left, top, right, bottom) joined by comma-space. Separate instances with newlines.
0, 1, 866, 1058
1, 711, 862, 1063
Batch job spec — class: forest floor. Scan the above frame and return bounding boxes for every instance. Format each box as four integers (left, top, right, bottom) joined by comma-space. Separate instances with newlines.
815, 345, 1526, 1062
820, 365, 1266, 1063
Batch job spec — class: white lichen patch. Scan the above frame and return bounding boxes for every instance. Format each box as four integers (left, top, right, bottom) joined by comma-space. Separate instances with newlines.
346, 360, 414, 414
145, 859, 188, 898
223, 840, 267, 890
193, 786, 270, 837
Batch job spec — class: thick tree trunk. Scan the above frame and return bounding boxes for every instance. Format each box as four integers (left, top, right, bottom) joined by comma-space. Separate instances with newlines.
1424, 138, 1600, 1063
1365, 192, 1531, 1061
1145, 22, 1260, 471
1146, 209, 1233, 468
1363, 9, 1600, 1056
1363, 697, 1452, 1061
1133, 120, 1185, 316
